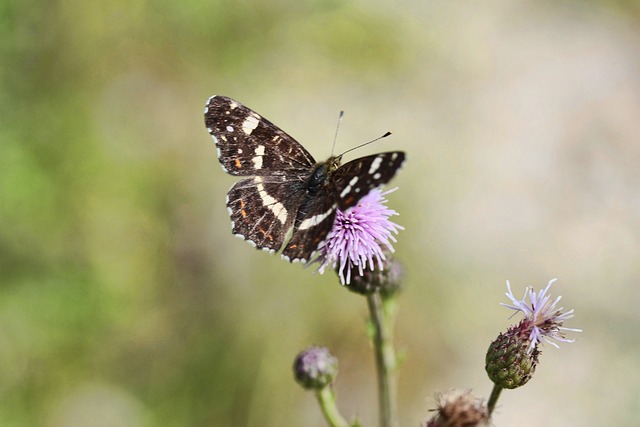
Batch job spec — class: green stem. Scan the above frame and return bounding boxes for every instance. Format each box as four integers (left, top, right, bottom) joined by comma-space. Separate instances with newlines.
487, 384, 503, 416
367, 291, 398, 427
316, 386, 350, 427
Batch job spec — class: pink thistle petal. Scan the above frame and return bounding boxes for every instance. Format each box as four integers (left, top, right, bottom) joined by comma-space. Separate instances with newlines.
316, 188, 403, 285
501, 278, 582, 353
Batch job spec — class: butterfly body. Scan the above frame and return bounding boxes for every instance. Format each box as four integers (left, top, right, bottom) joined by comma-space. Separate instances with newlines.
204, 95, 405, 263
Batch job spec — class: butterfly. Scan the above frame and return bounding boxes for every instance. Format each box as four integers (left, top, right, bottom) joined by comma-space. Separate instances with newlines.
204, 95, 405, 263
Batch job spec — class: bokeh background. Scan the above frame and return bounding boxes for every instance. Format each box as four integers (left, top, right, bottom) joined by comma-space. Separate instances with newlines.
2, 0, 639, 426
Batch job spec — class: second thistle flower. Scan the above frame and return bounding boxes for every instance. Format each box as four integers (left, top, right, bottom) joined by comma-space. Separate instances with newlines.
485, 278, 581, 389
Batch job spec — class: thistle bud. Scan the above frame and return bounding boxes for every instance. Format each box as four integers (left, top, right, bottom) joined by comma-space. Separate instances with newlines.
485, 320, 540, 389
348, 253, 403, 296
293, 346, 338, 390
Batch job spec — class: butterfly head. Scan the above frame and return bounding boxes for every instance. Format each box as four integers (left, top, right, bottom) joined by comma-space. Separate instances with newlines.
307, 156, 341, 195
328, 155, 343, 172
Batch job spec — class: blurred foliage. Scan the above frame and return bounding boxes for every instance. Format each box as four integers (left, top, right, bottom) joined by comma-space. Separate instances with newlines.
2, 0, 640, 426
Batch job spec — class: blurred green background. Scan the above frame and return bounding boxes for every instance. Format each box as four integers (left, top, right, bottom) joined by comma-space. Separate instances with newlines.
2, 0, 639, 426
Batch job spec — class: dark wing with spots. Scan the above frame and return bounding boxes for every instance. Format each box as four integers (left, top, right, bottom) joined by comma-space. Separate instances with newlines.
204, 95, 316, 176
226, 176, 308, 253
331, 152, 405, 209
205, 95, 319, 254
282, 189, 338, 263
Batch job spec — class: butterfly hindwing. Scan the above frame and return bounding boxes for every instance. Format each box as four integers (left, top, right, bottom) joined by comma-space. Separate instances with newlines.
282, 188, 338, 262
226, 176, 307, 253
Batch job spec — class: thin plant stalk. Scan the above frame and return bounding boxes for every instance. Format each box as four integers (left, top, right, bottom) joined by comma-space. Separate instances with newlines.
315, 386, 350, 427
367, 291, 398, 427
487, 384, 503, 416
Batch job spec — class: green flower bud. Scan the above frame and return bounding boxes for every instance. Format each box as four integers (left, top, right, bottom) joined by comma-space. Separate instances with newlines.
485, 320, 540, 389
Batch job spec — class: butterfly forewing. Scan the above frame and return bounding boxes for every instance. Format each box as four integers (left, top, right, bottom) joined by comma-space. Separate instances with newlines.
205, 95, 406, 263
205, 96, 316, 176
331, 152, 406, 209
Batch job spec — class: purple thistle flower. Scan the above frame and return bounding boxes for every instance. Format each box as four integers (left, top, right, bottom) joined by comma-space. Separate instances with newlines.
501, 278, 582, 353
316, 188, 403, 285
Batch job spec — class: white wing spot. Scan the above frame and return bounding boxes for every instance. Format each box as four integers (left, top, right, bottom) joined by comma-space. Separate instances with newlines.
242, 113, 260, 135
340, 176, 359, 198
252, 145, 265, 169
298, 207, 334, 231
255, 177, 288, 224
368, 156, 383, 174
230, 101, 238, 109
373, 172, 381, 180
226, 125, 234, 132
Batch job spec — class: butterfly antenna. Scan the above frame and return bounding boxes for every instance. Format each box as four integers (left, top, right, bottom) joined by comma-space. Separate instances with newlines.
338, 131, 392, 159
330, 111, 345, 156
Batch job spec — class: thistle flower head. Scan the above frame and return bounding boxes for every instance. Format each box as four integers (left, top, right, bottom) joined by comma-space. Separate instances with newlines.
293, 346, 338, 390
485, 278, 582, 389
501, 278, 582, 353
316, 188, 403, 285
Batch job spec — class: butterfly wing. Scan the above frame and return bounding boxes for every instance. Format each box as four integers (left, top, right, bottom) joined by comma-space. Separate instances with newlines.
281, 186, 338, 263
205, 96, 316, 253
226, 176, 310, 252
205, 95, 316, 176
331, 152, 405, 209
282, 151, 406, 262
